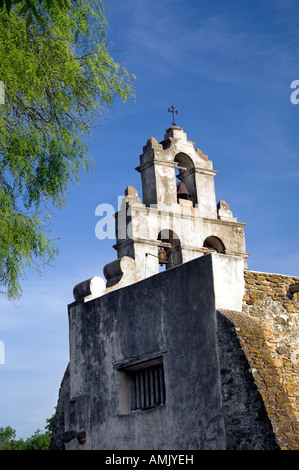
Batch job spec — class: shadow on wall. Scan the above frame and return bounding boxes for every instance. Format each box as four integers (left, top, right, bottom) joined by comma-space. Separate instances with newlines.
217, 311, 279, 450
217, 310, 297, 450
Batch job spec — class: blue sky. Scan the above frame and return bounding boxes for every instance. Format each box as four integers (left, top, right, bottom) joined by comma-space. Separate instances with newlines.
1, 0, 299, 439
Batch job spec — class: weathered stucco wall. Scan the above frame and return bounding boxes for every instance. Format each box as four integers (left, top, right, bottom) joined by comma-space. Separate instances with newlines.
50, 264, 299, 451
55, 255, 226, 450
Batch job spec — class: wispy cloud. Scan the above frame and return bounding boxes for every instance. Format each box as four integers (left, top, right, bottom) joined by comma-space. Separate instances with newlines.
121, 0, 298, 89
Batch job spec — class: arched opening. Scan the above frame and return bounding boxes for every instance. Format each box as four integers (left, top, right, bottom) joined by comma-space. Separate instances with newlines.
158, 229, 182, 271
174, 153, 197, 205
203, 236, 226, 254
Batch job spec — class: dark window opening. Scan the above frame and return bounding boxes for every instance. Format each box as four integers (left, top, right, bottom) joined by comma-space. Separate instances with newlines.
174, 153, 197, 206
203, 236, 226, 254
130, 360, 165, 411
158, 230, 182, 271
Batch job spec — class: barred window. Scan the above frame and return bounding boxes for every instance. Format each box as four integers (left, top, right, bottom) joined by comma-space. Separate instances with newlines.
130, 360, 165, 411
115, 355, 166, 415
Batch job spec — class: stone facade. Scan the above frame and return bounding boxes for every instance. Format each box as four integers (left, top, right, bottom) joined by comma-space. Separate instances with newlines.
53, 255, 227, 450
212, 271, 299, 450
50, 126, 299, 450
217, 310, 280, 450
51, 265, 299, 450
241, 271, 299, 449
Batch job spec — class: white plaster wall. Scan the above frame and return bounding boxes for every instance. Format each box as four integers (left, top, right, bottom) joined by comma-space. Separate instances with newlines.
211, 253, 245, 312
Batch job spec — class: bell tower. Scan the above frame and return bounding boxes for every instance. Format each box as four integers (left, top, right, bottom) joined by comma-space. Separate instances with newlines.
136, 126, 218, 219
99, 125, 249, 293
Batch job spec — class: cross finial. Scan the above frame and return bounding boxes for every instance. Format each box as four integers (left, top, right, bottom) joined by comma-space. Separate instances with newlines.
168, 105, 178, 126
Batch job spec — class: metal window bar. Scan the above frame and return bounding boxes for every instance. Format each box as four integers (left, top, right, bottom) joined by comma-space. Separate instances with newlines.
131, 363, 165, 411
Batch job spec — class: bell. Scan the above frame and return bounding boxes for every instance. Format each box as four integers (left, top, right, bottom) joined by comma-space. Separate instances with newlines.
177, 182, 191, 200
158, 247, 169, 266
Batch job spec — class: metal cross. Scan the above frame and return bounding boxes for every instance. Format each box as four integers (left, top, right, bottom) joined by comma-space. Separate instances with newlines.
168, 106, 178, 126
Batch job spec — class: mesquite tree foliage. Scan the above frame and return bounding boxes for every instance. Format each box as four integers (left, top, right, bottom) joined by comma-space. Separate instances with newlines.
0, 0, 135, 299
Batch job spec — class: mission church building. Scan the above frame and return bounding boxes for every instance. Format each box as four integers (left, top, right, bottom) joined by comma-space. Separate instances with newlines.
50, 124, 299, 451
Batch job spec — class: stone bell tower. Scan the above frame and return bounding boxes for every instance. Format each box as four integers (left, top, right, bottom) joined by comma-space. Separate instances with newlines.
137, 126, 217, 217
74, 125, 249, 311
83, 125, 247, 299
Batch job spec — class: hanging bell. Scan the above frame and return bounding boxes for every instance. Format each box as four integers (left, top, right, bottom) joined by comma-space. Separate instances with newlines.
158, 247, 169, 266
177, 182, 191, 200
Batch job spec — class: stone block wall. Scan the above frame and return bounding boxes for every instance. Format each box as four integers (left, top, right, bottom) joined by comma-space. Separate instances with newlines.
238, 270, 299, 449
217, 309, 280, 450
